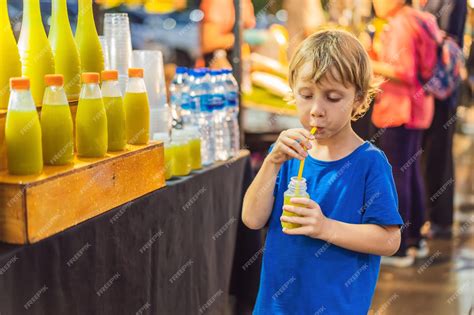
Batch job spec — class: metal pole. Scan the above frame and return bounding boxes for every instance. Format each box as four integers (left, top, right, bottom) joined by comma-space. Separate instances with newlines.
232, 0, 244, 148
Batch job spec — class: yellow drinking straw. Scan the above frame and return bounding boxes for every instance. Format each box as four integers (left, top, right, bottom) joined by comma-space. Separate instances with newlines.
297, 127, 317, 180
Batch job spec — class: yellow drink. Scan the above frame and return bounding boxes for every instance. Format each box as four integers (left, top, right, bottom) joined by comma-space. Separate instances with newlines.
18, 0, 56, 106
189, 138, 202, 170
41, 105, 74, 165
124, 92, 150, 145
75, 0, 104, 73
164, 145, 174, 180
103, 96, 126, 151
282, 177, 309, 229
172, 143, 191, 176
76, 98, 108, 157
0, 0, 22, 109
6, 110, 43, 175
49, 0, 81, 101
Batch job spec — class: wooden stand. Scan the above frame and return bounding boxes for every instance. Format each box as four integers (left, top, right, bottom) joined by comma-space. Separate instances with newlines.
0, 142, 165, 244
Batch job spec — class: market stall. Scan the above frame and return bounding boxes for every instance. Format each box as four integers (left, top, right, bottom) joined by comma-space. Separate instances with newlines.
0, 151, 264, 314
0, 0, 265, 313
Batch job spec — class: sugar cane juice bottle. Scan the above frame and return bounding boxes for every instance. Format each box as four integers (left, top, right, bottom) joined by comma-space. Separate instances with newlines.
184, 127, 202, 170
41, 74, 74, 165
282, 177, 310, 229
18, 0, 55, 106
75, 0, 104, 73
76, 73, 108, 157
5, 78, 43, 175
171, 129, 191, 176
49, 0, 81, 101
101, 70, 126, 151
0, 0, 22, 109
124, 68, 150, 145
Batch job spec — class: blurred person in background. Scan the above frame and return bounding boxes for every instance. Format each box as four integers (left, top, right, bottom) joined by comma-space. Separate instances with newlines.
420, 0, 467, 239
200, 0, 256, 66
283, 0, 326, 58
369, 0, 439, 267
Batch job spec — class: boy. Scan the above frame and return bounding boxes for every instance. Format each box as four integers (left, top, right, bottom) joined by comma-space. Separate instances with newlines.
242, 29, 403, 314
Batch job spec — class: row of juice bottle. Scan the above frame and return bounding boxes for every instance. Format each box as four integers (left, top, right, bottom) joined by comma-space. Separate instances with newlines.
5, 68, 150, 176
0, 0, 105, 109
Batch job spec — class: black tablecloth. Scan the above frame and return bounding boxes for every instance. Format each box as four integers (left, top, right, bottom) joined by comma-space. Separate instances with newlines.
0, 151, 264, 315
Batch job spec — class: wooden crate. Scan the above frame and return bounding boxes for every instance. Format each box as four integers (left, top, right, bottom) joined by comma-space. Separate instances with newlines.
0, 142, 165, 244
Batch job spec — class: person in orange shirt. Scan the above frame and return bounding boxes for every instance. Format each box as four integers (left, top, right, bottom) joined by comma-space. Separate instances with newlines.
200, 0, 256, 66
370, 0, 439, 267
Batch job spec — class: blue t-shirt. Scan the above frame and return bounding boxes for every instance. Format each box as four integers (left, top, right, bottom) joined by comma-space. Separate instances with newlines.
253, 141, 403, 315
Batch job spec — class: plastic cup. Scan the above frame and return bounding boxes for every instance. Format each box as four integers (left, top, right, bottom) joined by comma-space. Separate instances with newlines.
131, 50, 167, 110
104, 13, 132, 76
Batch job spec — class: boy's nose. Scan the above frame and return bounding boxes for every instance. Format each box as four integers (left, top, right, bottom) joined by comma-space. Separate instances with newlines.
310, 105, 325, 118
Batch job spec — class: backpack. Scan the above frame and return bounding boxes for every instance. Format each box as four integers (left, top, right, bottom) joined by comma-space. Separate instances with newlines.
414, 15, 465, 100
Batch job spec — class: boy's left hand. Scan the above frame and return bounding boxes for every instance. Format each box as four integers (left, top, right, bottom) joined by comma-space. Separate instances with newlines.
280, 198, 328, 239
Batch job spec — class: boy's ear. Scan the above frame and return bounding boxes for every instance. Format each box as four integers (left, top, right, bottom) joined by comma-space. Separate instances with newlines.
352, 90, 365, 109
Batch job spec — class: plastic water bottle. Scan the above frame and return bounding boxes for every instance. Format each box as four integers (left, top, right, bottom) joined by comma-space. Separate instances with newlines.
191, 69, 215, 165
170, 67, 193, 127
210, 69, 230, 161
222, 69, 240, 156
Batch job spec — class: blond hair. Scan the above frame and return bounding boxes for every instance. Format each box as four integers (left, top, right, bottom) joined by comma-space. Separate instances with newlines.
288, 29, 380, 120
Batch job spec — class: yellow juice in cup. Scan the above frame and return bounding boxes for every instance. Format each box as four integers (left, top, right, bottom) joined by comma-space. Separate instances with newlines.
282, 177, 309, 229
41, 105, 74, 165
124, 92, 150, 145
189, 138, 202, 170
172, 143, 191, 176
164, 145, 174, 180
103, 96, 126, 151
6, 110, 43, 175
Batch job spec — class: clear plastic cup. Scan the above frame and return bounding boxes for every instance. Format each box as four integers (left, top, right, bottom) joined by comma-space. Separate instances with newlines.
131, 50, 167, 110
98, 36, 110, 70
150, 106, 171, 139
103, 13, 132, 76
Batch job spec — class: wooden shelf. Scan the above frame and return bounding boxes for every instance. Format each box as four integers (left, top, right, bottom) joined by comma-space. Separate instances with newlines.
0, 141, 165, 244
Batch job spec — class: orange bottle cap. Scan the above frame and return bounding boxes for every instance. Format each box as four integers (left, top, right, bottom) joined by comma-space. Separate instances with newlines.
44, 74, 64, 86
82, 72, 100, 84
101, 70, 119, 81
128, 68, 144, 78
10, 77, 30, 90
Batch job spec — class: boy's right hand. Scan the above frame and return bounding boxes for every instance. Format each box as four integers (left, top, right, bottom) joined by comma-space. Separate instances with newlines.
267, 128, 315, 165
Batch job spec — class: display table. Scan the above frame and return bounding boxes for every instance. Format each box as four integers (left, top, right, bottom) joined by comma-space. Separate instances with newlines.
0, 150, 264, 314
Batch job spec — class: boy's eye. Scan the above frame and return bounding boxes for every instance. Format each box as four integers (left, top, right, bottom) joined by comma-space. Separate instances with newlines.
300, 94, 313, 100
327, 95, 342, 102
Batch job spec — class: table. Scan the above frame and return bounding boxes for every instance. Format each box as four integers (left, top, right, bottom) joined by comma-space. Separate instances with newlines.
0, 150, 264, 314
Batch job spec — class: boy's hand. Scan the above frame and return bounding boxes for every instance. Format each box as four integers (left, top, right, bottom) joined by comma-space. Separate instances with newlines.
267, 128, 315, 165
280, 198, 328, 239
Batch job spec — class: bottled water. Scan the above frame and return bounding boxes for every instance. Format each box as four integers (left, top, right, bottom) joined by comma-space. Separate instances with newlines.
222, 69, 240, 156
169, 67, 193, 127
191, 68, 215, 165
210, 69, 230, 161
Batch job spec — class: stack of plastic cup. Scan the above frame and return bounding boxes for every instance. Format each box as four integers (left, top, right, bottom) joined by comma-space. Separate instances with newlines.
132, 50, 169, 138
103, 13, 132, 92
98, 36, 110, 70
